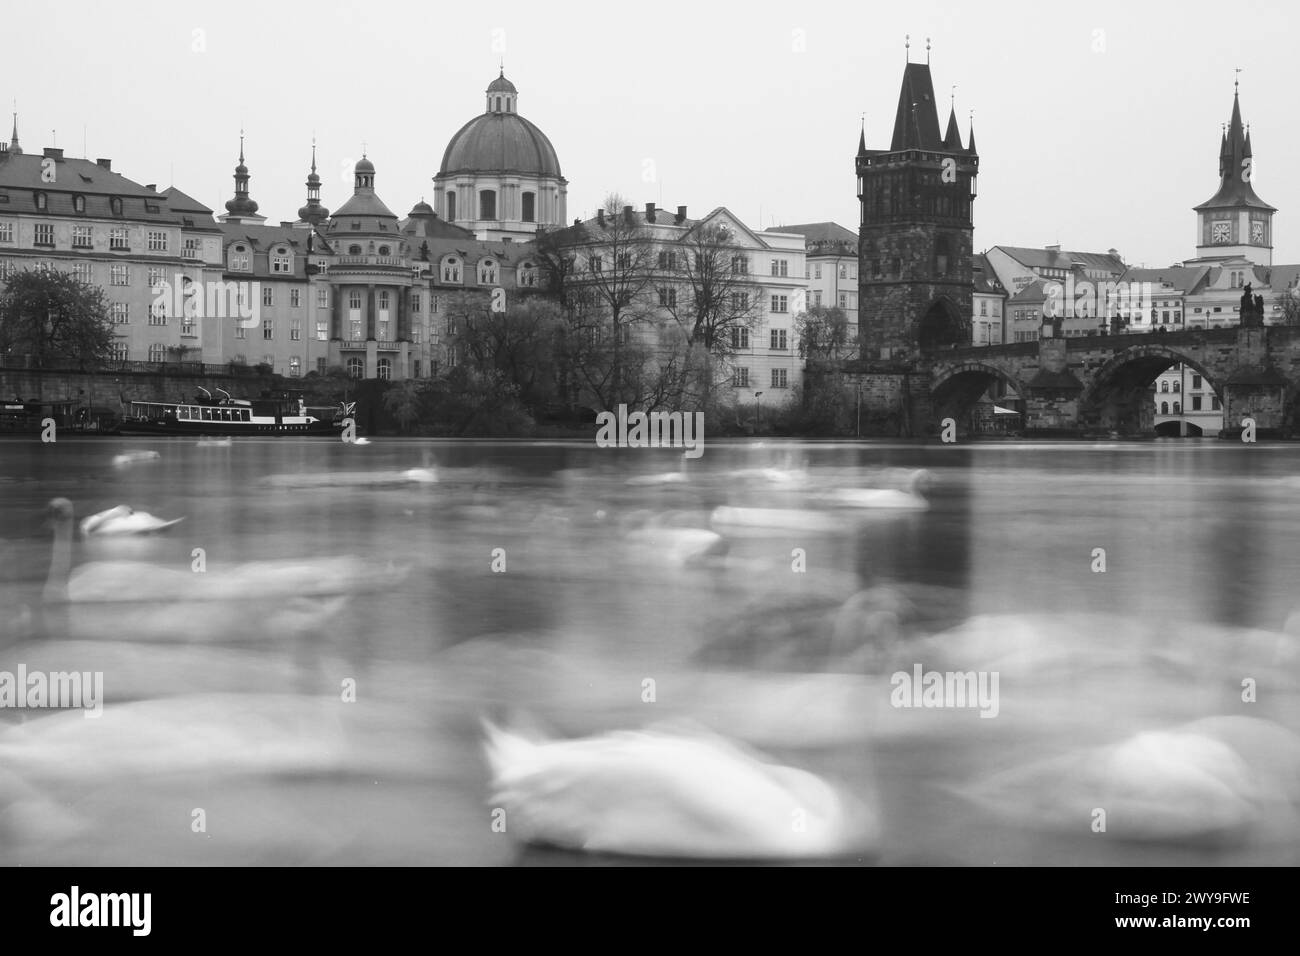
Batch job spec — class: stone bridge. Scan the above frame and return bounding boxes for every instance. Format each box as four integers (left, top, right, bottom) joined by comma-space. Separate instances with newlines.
845, 326, 1300, 437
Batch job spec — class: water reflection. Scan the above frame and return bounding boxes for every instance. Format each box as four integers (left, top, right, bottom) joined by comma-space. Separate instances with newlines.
0, 437, 1298, 864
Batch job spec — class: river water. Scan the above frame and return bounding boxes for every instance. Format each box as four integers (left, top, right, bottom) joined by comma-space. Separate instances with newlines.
0, 436, 1297, 865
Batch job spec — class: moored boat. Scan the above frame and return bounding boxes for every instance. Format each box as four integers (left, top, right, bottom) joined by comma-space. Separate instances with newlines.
118, 387, 350, 437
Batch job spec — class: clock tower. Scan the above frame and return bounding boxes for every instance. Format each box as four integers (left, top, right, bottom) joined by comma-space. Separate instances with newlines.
1193, 85, 1275, 266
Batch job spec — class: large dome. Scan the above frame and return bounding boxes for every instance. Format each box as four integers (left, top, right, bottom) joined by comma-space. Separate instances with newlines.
438, 112, 563, 179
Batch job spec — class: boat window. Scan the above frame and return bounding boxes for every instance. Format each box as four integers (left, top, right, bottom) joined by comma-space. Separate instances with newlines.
202, 408, 212, 421
243, 409, 251, 422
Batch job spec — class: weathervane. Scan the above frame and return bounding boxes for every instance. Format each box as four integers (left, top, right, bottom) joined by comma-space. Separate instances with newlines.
905, 34, 910, 61
1235, 67, 1242, 94
951, 84, 956, 109
926, 37, 931, 64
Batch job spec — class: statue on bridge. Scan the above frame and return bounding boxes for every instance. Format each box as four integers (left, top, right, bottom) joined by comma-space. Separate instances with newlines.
1240, 283, 1265, 327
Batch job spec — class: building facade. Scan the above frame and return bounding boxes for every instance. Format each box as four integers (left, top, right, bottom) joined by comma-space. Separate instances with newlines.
770, 222, 859, 344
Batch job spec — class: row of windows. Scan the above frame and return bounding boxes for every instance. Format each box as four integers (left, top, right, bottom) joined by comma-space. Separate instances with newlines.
26, 193, 136, 217
445, 190, 537, 224
731, 368, 790, 388
3, 221, 174, 252
807, 263, 857, 280
1158, 396, 1221, 414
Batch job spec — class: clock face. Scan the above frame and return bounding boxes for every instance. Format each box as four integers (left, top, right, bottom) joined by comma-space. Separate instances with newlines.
1212, 222, 1231, 244
1251, 221, 1265, 243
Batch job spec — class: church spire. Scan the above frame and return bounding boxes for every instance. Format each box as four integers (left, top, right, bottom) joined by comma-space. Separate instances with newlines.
858, 114, 867, 156
298, 139, 329, 226
221, 130, 263, 223
8, 110, 20, 154
967, 111, 977, 155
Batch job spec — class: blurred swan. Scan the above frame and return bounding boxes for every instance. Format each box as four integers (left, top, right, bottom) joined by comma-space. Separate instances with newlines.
483, 720, 878, 859
79, 505, 185, 537
622, 512, 728, 567
824, 469, 932, 510
111, 450, 160, 467
710, 506, 848, 535
350, 437, 371, 446
954, 717, 1300, 844
196, 436, 232, 447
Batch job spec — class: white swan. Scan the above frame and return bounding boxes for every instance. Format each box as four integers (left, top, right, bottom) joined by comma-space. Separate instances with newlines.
195, 436, 232, 447
79, 505, 185, 537
710, 506, 847, 534
824, 469, 932, 510
954, 717, 1300, 843
622, 512, 727, 567
111, 450, 160, 467
483, 720, 878, 859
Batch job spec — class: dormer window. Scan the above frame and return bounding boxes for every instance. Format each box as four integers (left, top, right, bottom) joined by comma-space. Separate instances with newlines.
271, 247, 292, 273
478, 258, 498, 284
35, 192, 47, 210
441, 256, 461, 283
73, 195, 85, 214
518, 261, 537, 287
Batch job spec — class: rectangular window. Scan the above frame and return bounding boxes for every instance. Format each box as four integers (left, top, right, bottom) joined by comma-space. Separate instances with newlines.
148, 267, 165, 290
0, 222, 12, 243
110, 264, 129, 286
111, 340, 128, 361
317, 287, 329, 309
34, 223, 54, 246
735, 367, 749, 387
770, 295, 788, 313
431, 295, 440, 313
770, 329, 788, 350
813, 291, 822, 306
771, 259, 788, 277
183, 237, 200, 259
1192, 374, 1202, 389
1192, 396, 1202, 411
731, 292, 749, 312
147, 231, 168, 252
290, 318, 302, 341
72, 225, 93, 248
1212, 396, 1221, 410
316, 320, 328, 341
111, 302, 129, 324
731, 255, 747, 274
149, 303, 167, 325
411, 293, 421, 313
110, 228, 128, 250
289, 356, 301, 378
350, 318, 363, 339
317, 358, 327, 374
72, 261, 92, 282
980, 300, 988, 316
658, 287, 677, 307
771, 368, 788, 388
272, 255, 291, 273
839, 292, 847, 309
263, 318, 273, 340
231, 254, 249, 270
262, 286, 274, 307
235, 325, 246, 339
731, 327, 750, 349
290, 288, 301, 308
814, 264, 822, 279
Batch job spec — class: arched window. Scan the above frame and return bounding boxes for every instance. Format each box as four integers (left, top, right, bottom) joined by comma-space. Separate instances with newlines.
518, 261, 537, 287
478, 258, 498, 284
35, 192, 47, 210
1161, 402, 1169, 414
479, 190, 496, 220
1161, 380, 1169, 392
446, 191, 456, 221
1172, 381, 1181, 393
148, 343, 166, 362
346, 357, 364, 378
349, 290, 362, 310
522, 192, 535, 223
110, 197, 122, 216
348, 244, 362, 255
73, 195, 85, 214
441, 256, 461, 283
377, 357, 392, 381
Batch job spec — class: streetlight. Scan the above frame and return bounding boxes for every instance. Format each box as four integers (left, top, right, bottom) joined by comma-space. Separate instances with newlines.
754, 391, 764, 433
856, 382, 862, 438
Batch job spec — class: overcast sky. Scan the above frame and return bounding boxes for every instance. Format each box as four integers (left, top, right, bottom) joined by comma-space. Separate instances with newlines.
6, 0, 1295, 267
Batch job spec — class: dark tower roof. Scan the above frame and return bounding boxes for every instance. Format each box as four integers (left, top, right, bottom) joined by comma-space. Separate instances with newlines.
943, 106, 963, 151
967, 118, 976, 155
890, 63, 943, 150
1195, 91, 1275, 212
225, 133, 259, 217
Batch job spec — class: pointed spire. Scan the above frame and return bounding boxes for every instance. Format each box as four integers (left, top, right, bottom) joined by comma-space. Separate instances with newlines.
9, 109, 20, 154
967, 110, 977, 154
225, 131, 259, 219
1244, 124, 1252, 158
299, 138, 329, 226
858, 114, 867, 156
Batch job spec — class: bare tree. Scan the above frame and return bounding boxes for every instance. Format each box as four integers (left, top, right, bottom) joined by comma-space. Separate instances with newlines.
795, 305, 858, 366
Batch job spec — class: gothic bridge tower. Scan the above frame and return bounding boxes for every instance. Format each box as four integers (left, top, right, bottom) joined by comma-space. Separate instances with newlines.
857, 50, 978, 361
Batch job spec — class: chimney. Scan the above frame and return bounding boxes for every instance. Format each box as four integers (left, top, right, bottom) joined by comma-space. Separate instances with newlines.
596, 208, 605, 226
96, 158, 112, 171
43, 147, 64, 160
1045, 244, 1061, 253
146, 184, 156, 192
675, 205, 687, 224
623, 205, 634, 223
645, 202, 656, 223
574, 218, 581, 226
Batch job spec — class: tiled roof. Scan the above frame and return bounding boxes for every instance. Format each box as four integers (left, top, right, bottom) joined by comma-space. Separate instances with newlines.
993, 245, 1126, 274
766, 222, 857, 245
0, 151, 180, 223
1118, 266, 1210, 293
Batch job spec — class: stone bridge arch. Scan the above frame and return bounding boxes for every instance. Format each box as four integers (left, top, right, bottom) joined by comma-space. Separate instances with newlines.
1080, 343, 1223, 435
930, 360, 1030, 432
